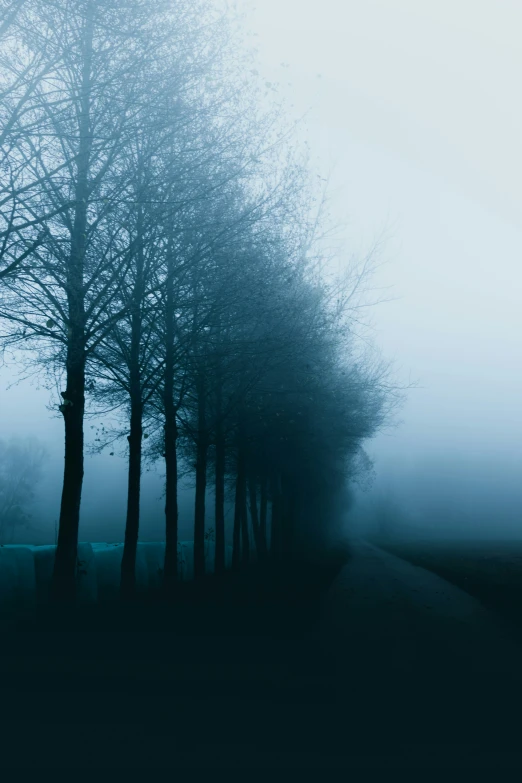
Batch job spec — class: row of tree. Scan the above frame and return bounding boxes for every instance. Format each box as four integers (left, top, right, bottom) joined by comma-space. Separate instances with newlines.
0, 0, 393, 602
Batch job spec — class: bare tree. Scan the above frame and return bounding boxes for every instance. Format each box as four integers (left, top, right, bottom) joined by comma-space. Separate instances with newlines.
0, 0, 400, 605
0, 0, 182, 600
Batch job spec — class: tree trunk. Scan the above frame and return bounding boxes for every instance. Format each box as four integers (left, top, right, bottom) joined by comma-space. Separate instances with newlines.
270, 499, 277, 560
281, 475, 295, 560
259, 474, 268, 557
121, 397, 142, 600
232, 447, 245, 571
51, 4, 93, 602
240, 463, 249, 567
164, 413, 178, 594
52, 361, 85, 601
213, 322, 226, 576
194, 374, 207, 581
270, 472, 283, 561
214, 415, 226, 577
163, 228, 178, 595
121, 200, 145, 601
248, 474, 266, 560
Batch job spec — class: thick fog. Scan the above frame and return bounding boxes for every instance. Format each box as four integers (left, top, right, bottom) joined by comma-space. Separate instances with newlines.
1, 0, 520, 544
248, 0, 522, 540
0, 380, 200, 543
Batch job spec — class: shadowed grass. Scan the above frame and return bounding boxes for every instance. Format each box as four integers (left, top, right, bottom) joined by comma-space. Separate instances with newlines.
374, 536, 522, 636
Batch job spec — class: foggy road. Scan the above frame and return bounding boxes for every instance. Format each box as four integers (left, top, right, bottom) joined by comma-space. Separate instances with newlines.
318, 540, 522, 768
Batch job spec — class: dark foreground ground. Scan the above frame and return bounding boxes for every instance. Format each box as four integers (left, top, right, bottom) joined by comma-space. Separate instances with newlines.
2, 540, 522, 772
0, 548, 350, 770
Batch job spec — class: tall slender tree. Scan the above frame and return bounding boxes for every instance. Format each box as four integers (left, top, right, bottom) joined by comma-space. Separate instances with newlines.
0, 0, 182, 599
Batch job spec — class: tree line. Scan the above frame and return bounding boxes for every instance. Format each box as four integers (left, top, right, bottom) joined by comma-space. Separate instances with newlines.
0, 0, 393, 602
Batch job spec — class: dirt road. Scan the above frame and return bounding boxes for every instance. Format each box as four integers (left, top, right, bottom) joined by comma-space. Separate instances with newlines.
318, 539, 522, 769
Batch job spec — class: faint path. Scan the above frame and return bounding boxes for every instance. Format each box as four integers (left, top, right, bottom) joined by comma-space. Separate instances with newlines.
322, 538, 522, 670
317, 539, 522, 767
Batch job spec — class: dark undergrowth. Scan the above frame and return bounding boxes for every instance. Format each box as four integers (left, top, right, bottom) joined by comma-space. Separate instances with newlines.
0, 540, 351, 640
0, 543, 351, 768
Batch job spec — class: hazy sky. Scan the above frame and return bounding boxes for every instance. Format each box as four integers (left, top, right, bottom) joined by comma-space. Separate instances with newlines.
0, 1, 520, 540
247, 0, 522, 534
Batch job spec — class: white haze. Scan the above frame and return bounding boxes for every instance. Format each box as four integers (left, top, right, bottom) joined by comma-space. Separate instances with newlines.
247, 0, 522, 539
0, 0, 520, 542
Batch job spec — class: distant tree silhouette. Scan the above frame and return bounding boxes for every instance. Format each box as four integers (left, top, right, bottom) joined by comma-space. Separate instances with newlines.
0, 437, 46, 544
